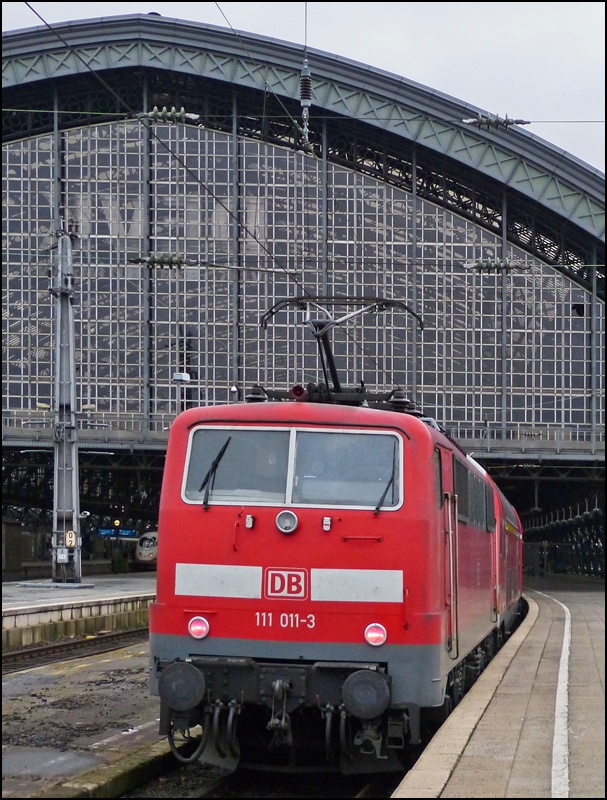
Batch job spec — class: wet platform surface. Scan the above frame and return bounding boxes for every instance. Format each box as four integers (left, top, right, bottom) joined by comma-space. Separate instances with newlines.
2, 638, 159, 797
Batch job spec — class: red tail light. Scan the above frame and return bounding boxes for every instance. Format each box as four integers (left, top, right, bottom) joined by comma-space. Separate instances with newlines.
364, 623, 387, 646
188, 616, 210, 639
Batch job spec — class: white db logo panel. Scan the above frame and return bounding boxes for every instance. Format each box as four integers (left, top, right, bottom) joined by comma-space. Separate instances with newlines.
264, 568, 308, 599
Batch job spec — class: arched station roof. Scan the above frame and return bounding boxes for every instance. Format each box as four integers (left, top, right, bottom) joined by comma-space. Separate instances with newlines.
2, 14, 605, 293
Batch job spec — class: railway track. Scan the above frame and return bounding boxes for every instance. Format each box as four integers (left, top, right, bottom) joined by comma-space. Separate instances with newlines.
183, 768, 402, 798
2, 627, 149, 673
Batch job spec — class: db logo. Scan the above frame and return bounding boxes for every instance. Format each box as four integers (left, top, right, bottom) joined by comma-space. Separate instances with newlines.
264, 568, 308, 599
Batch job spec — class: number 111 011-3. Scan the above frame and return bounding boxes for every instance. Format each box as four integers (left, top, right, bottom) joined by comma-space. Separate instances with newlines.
255, 612, 315, 628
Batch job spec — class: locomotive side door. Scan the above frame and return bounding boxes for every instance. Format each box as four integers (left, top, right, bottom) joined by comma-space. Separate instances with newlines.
436, 445, 459, 659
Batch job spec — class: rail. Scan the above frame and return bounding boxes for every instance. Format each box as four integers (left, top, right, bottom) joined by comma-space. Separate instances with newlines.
2, 627, 149, 674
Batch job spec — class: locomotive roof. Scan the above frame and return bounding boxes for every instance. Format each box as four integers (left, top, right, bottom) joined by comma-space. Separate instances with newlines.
174, 401, 497, 485
175, 400, 440, 446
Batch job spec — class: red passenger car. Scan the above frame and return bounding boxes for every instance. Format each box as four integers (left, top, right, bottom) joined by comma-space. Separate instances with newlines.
149, 298, 523, 772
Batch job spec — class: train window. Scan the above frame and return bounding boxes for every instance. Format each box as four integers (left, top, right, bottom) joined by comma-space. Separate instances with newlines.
434, 449, 443, 509
469, 475, 487, 528
292, 431, 400, 508
184, 428, 290, 504
486, 485, 496, 531
453, 458, 469, 521
453, 458, 491, 528
139, 535, 158, 548
183, 427, 401, 510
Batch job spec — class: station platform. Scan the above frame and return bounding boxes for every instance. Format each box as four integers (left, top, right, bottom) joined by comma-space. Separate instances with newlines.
392, 573, 605, 798
2, 572, 157, 610
2, 572, 156, 649
2, 573, 603, 798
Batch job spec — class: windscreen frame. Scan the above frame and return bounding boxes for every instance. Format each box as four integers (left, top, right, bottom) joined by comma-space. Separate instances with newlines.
181, 425, 404, 511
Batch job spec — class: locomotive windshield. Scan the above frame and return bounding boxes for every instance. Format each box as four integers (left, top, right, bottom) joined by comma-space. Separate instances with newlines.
185, 429, 291, 504
292, 431, 398, 507
183, 427, 401, 509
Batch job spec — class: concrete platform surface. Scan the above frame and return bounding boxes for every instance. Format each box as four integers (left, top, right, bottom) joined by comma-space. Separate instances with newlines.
1, 640, 164, 798
2, 572, 157, 612
2, 573, 158, 648
2, 573, 603, 798
392, 574, 605, 798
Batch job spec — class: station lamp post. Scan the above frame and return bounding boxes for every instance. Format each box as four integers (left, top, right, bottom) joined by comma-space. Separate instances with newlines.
49, 110, 197, 583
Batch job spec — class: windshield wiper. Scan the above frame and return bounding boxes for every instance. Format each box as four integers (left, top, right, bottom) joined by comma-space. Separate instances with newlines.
200, 436, 231, 510
374, 442, 397, 516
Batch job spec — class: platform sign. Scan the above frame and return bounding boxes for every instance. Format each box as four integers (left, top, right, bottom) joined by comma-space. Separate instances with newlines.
97, 527, 137, 538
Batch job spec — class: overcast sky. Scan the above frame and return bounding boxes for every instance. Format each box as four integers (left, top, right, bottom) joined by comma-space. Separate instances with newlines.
3, 2, 605, 172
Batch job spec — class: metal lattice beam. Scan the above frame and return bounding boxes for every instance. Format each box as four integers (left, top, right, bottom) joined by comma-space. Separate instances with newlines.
2, 68, 603, 296
2, 15, 604, 242
2, 448, 164, 518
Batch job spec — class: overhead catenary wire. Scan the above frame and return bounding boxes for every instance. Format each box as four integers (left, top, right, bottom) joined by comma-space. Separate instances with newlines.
22, 1, 311, 299
8, 249, 600, 274
8, 239, 600, 273
190, 2, 401, 387
19, 4, 599, 396
4, 109, 605, 124
20, 1, 396, 390
194, 3, 390, 385
30, 0, 400, 387
213, 2, 309, 143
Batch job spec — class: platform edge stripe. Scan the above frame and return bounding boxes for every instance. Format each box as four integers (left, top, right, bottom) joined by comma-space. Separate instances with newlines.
532, 590, 571, 799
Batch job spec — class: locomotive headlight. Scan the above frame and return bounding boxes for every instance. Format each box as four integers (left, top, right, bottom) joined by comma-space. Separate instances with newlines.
188, 616, 210, 639
364, 622, 388, 646
158, 661, 205, 712
276, 509, 299, 535
342, 669, 390, 720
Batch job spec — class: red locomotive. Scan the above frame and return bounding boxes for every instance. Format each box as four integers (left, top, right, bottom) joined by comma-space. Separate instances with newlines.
149, 298, 523, 772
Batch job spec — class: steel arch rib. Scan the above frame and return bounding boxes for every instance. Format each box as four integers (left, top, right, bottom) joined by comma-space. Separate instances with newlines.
2, 14, 604, 242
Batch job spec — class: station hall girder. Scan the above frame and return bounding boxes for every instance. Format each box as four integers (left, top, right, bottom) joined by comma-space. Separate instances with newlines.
2, 15, 605, 543
2, 14, 604, 297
